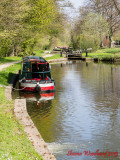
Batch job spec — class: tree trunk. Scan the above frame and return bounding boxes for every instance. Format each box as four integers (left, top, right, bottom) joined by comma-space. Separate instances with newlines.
109, 36, 112, 48
109, 29, 113, 48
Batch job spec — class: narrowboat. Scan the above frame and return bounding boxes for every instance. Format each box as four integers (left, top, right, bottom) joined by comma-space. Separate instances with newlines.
19, 56, 55, 92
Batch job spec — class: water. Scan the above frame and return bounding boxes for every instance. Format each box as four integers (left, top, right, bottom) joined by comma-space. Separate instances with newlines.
17, 61, 120, 159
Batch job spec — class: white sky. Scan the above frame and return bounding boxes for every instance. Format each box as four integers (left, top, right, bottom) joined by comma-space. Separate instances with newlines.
63, 0, 85, 19
69, 0, 85, 9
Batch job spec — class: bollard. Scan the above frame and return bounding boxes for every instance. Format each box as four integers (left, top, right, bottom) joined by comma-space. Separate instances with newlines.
85, 49, 88, 57
60, 50, 62, 57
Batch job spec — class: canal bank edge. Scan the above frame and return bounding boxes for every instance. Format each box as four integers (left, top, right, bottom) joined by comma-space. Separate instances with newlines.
14, 99, 56, 160
5, 86, 56, 160
3, 59, 65, 160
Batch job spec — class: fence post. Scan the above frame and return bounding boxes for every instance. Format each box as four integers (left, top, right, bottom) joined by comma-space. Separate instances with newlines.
85, 49, 88, 57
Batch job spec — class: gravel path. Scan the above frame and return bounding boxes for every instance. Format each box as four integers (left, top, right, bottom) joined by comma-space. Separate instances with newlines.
0, 61, 20, 71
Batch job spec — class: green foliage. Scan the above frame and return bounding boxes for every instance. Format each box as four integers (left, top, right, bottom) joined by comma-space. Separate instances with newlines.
0, 0, 64, 57
72, 12, 109, 50
77, 34, 99, 50
0, 37, 12, 57
27, 0, 56, 29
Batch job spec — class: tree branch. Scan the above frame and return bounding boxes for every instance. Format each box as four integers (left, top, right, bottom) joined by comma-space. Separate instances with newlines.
112, 0, 120, 15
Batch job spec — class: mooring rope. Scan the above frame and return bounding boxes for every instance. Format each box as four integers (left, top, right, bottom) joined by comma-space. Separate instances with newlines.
12, 87, 26, 91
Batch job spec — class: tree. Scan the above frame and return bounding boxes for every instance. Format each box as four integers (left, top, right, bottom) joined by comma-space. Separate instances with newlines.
0, 0, 66, 57
78, 13, 109, 49
71, 12, 109, 50
112, 0, 120, 15
85, 0, 120, 47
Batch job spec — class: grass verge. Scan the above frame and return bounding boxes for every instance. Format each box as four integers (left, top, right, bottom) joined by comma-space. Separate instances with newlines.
34, 50, 64, 60
82, 48, 120, 61
0, 63, 21, 86
0, 88, 43, 160
0, 57, 22, 64
34, 50, 44, 56
0, 64, 43, 160
45, 54, 64, 60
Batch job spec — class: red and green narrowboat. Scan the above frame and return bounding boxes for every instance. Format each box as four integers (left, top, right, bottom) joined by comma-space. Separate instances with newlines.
19, 56, 55, 92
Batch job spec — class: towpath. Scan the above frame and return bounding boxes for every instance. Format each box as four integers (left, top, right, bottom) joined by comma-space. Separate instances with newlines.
0, 61, 20, 71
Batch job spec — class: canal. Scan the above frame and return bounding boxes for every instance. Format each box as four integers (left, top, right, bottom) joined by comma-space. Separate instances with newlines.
14, 61, 120, 160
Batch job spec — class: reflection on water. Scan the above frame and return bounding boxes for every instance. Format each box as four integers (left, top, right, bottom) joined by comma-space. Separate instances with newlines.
17, 61, 120, 160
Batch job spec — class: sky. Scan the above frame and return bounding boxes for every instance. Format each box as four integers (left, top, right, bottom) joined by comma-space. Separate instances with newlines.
63, 0, 85, 19
69, 0, 85, 9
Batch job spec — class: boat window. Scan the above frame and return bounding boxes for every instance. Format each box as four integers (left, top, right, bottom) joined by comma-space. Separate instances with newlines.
38, 64, 46, 72
31, 63, 51, 79
32, 63, 38, 72
32, 63, 49, 72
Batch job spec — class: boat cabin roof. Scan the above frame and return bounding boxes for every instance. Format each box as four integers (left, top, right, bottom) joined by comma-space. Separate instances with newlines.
23, 56, 47, 63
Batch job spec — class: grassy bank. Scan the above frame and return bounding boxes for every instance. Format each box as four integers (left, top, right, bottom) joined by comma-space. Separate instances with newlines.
0, 50, 64, 64
0, 64, 43, 160
34, 50, 45, 56
45, 54, 64, 60
0, 88, 43, 160
0, 63, 21, 86
0, 57, 22, 64
82, 48, 120, 61
33, 50, 64, 60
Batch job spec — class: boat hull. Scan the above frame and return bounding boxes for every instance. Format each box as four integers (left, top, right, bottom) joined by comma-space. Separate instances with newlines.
20, 82, 55, 92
